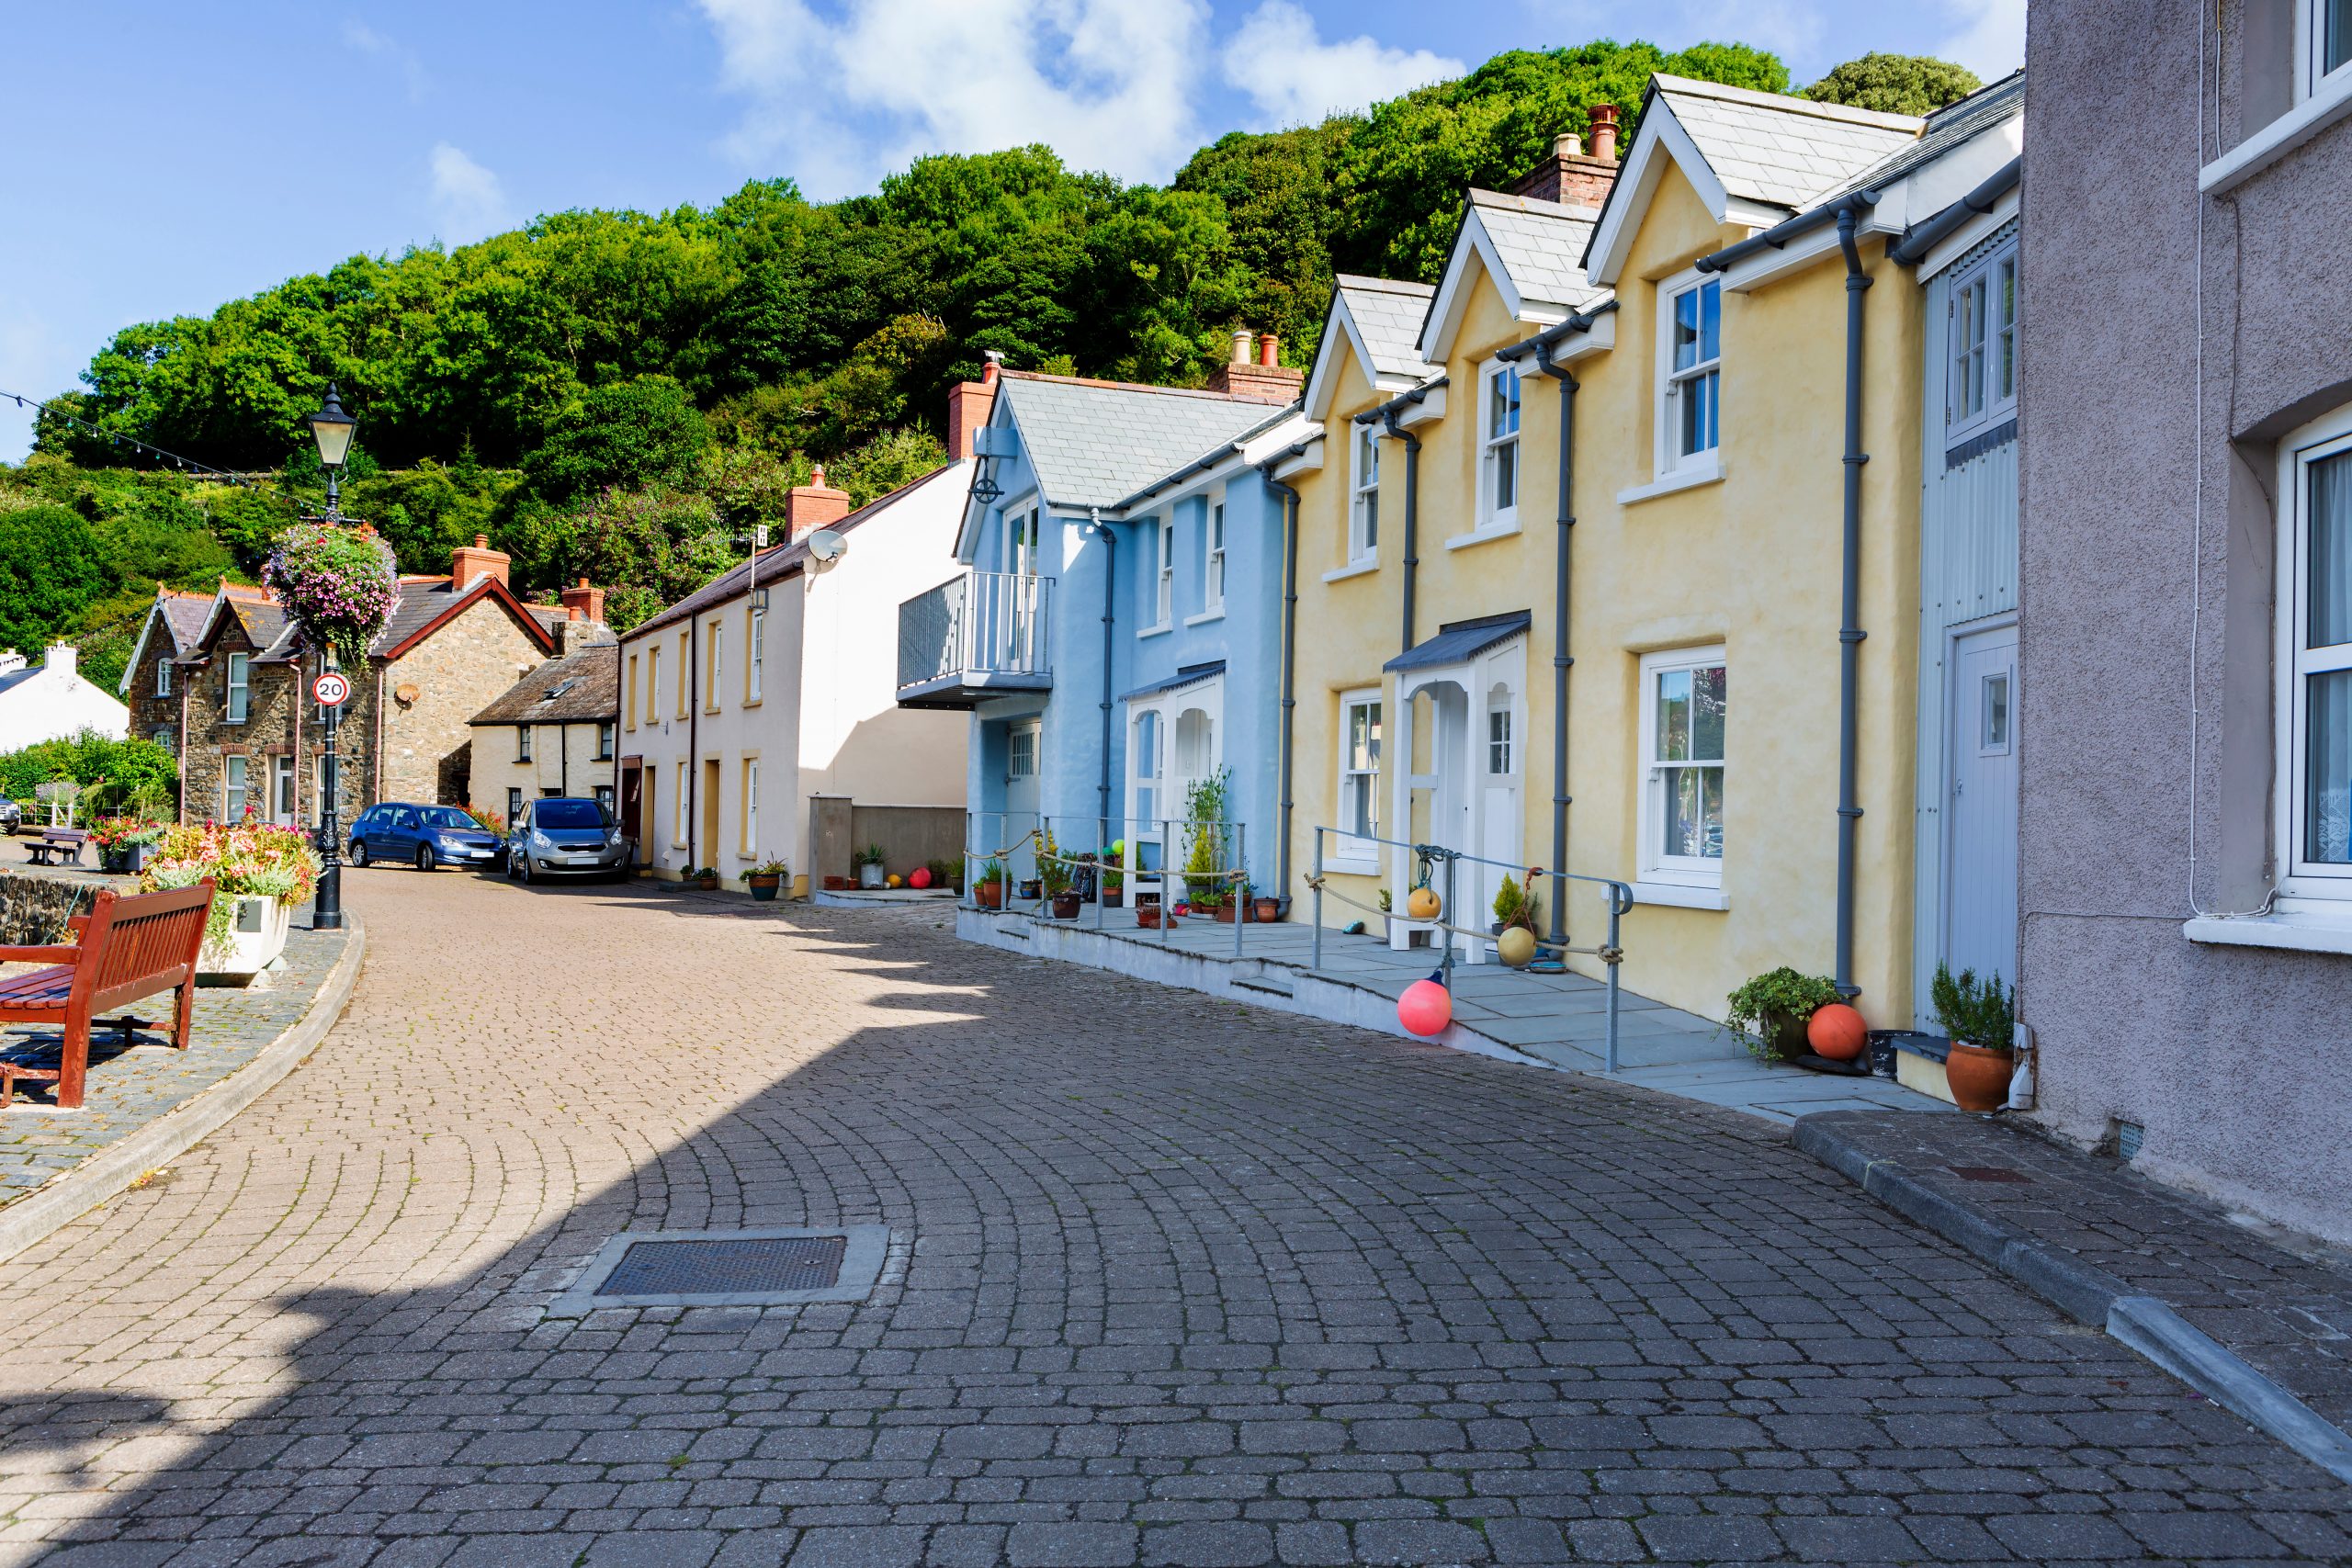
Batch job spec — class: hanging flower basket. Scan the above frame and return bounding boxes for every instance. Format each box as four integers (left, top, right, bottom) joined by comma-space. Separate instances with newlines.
261, 521, 401, 667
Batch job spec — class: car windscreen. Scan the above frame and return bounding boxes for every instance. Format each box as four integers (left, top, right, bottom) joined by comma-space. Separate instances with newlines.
535, 800, 608, 829
419, 807, 478, 829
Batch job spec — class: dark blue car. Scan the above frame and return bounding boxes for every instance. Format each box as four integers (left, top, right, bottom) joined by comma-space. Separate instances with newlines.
348, 802, 503, 871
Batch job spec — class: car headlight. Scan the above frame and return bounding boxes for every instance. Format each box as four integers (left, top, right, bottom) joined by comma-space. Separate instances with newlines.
605, 828, 624, 847
435, 833, 466, 849
530, 829, 552, 849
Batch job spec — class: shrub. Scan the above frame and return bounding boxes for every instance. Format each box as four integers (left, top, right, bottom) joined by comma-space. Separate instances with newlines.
1930, 962, 2013, 1049
141, 820, 322, 952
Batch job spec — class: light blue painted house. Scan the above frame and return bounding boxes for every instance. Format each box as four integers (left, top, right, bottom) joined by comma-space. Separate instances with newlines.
896, 358, 1307, 904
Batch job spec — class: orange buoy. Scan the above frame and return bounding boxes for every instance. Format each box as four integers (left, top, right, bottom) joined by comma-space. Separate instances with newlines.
1808, 1001, 1867, 1062
1398, 976, 1452, 1036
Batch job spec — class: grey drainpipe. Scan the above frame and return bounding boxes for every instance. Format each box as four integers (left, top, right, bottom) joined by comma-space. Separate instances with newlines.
1497, 303, 1614, 956
1258, 460, 1302, 907
1382, 410, 1422, 654
1087, 507, 1116, 834
1832, 205, 1872, 1000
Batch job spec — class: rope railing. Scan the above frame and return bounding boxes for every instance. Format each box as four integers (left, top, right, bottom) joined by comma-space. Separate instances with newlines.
962, 812, 1260, 957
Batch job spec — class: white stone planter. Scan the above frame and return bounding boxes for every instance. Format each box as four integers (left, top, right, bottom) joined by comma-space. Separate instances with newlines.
199, 895, 290, 985
858, 863, 886, 889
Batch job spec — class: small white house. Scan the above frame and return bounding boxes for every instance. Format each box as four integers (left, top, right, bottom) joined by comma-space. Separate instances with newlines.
0, 646, 130, 752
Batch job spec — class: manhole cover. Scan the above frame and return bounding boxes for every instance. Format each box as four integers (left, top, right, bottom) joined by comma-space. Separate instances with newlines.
1949, 1165, 2032, 1184
549, 1224, 889, 1315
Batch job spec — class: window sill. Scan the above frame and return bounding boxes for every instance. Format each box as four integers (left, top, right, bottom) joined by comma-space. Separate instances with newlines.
1183, 608, 1225, 626
2183, 908, 2352, 957
1322, 857, 1380, 879
1137, 623, 1173, 639
742, 697, 762, 708
1444, 520, 1522, 551
1631, 880, 1728, 911
1617, 458, 1724, 507
1321, 560, 1379, 584
2201, 72, 2352, 194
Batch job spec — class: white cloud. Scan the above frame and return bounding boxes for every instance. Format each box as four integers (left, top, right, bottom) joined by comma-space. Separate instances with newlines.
427, 144, 513, 244
1939, 0, 2027, 81
1220, 1, 1462, 127
344, 19, 427, 100
696, 0, 1213, 194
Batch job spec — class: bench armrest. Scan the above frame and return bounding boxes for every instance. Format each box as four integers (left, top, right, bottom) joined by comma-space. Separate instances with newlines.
0, 945, 79, 964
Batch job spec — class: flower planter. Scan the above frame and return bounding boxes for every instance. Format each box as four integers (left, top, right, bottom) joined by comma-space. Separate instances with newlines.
747, 874, 780, 902
1759, 1009, 1813, 1063
823, 874, 849, 891
694, 874, 718, 891
1137, 900, 1172, 930
1102, 890, 1123, 908
1050, 891, 1081, 919
1253, 897, 1282, 924
1017, 880, 1041, 901
199, 895, 289, 985
1944, 1043, 2015, 1112
857, 863, 886, 889
976, 883, 1003, 909
1210, 902, 1237, 923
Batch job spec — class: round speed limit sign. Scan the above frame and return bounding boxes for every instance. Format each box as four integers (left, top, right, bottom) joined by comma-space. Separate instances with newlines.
312, 671, 351, 707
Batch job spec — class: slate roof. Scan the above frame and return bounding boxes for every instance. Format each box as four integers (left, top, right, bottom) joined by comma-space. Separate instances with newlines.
1334, 276, 1440, 381
158, 592, 211, 654
628, 462, 965, 640
1805, 72, 2024, 209
1465, 190, 1610, 312
1653, 74, 1921, 211
470, 639, 619, 726
994, 372, 1294, 512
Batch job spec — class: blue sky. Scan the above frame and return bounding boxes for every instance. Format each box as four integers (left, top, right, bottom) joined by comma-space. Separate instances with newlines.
0, 0, 2023, 461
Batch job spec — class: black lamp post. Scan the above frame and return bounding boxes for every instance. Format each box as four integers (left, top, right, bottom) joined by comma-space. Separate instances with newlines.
306, 383, 356, 932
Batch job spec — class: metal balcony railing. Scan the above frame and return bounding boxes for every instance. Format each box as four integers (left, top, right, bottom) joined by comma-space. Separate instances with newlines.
897, 570, 1053, 706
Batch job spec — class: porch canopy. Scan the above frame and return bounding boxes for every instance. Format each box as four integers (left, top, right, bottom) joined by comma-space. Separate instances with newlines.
1383, 611, 1530, 672
1122, 660, 1225, 702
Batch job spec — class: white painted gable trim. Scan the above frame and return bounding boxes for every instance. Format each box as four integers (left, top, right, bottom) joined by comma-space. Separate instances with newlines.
1303, 292, 1422, 422
1418, 208, 1575, 365
1587, 101, 1731, 288
117, 602, 167, 695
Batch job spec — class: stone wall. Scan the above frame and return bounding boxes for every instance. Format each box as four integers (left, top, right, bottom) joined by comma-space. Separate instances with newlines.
179, 628, 376, 830
125, 634, 181, 752
0, 867, 132, 944
379, 597, 549, 807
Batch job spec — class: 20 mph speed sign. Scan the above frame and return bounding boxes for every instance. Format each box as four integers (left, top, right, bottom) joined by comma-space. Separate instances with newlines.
312, 671, 351, 707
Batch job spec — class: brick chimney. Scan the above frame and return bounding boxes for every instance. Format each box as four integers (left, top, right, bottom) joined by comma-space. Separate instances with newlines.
1206, 327, 1306, 404
945, 351, 1001, 460
560, 577, 605, 624
451, 534, 511, 592
1512, 104, 1621, 210
785, 465, 852, 538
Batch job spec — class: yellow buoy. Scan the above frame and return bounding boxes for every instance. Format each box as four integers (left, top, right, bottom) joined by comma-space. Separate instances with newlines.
1497, 926, 1537, 967
1406, 886, 1442, 920
886, 874, 903, 888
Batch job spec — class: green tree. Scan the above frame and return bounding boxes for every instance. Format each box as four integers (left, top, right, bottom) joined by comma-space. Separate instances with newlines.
522, 375, 712, 503
1803, 53, 1983, 115
0, 504, 114, 655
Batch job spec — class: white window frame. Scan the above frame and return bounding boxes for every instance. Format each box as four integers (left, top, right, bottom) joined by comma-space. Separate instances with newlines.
2277, 403, 2352, 904
224, 651, 250, 724
1349, 424, 1381, 566
707, 619, 724, 710
1149, 516, 1174, 631
507, 786, 523, 825
1656, 267, 1723, 479
1203, 497, 1227, 615
2305, 0, 2352, 98
674, 761, 689, 847
1487, 702, 1515, 777
517, 725, 532, 763
1946, 238, 2019, 443
1008, 725, 1037, 782
741, 757, 760, 858
1636, 646, 1728, 894
748, 604, 764, 703
1125, 706, 1166, 875
1477, 359, 1522, 533
1336, 688, 1384, 871
155, 657, 172, 698
223, 755, 249, 821
597, 721, 616, 760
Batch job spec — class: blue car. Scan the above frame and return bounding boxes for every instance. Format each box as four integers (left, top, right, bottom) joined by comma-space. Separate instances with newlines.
348, 802, 504, 872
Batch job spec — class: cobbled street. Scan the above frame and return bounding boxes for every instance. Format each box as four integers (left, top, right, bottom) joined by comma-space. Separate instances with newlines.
0, 873, 2345, 1566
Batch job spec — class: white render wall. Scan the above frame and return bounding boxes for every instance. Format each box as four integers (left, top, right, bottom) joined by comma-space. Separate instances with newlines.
0, 647, 130, 752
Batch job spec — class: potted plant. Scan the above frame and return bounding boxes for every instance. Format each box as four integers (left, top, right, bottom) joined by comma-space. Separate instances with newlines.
1724, 967, 1840, 1063
691, 865, 719, 891
1182, 770, 1230, 919
141, 821, 322, 984
1252, 888, 1281, 924
94, 818, 165, 874
925, 858, 964, 895
743, 859, 788, 901
1136, 893, 1172, 930
1490, 874, 1542, 937
974, 859, 1005, 909
854, 842, 888, 890
1100, 846, 1124, 908
1932, 962, 2015, 1112
1037, 829, 1080, 918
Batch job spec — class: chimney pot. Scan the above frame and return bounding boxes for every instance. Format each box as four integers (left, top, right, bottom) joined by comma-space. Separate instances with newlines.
560, 578, 606, 626
1589, 103, 1619, 164
981, 348, 1003, 385
1229, 328, 1252, 365
1258, 333, 1280, 367
785, 466, 853, 538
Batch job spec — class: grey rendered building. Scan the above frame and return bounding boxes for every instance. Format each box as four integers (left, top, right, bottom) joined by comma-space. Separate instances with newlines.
2022, 0, 2352, 1241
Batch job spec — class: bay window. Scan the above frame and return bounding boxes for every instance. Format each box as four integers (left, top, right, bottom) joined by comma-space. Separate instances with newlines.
1638, 648, 1727, 894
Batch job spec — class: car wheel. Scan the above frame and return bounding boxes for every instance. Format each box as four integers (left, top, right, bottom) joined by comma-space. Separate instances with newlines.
350, 841, 368, 868
519, 854, 535, 885
414, 844, 435, 873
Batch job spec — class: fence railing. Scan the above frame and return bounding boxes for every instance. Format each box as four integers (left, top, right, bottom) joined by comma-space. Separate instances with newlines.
962, 812, 1258, 959
897, 570, 1053, 693
1310, 826, 1635, 1073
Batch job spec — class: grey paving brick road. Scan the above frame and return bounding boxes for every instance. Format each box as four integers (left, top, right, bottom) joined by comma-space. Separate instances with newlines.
0, 871, 2344, 1566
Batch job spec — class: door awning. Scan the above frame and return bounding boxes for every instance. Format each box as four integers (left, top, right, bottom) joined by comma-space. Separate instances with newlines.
1383, 611, 1531, 673
1122, 660, 1225, 702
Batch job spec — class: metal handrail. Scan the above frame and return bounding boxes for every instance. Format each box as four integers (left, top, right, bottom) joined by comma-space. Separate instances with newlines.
1310, 824, 1634, 1073
898, 570, 1053, 692
964, 811, 1258, 959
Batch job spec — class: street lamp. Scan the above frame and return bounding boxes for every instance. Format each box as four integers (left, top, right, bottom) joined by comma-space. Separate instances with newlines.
305, 383, 355, 931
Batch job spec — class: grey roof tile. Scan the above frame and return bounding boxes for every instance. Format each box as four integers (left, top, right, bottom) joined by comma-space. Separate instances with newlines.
470, 641, 618, 725
1653, 73, 1922, 211
1805, 72, 2023, 209
995, 373, 1292, 511
1334, 276, 1440, 380
1465, 191, 1611, 312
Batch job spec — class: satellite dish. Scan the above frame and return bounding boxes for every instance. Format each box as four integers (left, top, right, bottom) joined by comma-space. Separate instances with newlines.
806, 529, 848, 572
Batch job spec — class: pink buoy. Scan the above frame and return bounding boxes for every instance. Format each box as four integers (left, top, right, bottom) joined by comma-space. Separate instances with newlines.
909, 867, 933, 889
1398, 976, 1452, 1037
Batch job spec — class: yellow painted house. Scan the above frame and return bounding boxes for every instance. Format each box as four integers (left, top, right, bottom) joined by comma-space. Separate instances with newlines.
1283, 73, 2026, 1032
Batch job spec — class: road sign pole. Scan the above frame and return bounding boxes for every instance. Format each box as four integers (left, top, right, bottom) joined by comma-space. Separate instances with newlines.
313, 657, 345, 932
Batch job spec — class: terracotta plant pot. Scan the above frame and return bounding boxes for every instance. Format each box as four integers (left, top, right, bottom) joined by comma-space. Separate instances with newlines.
1102, 890, 1123, 908
1050, 891, 1081, 919
1137, 903, 1172, 930
1212, 902, 1237, 923
1944, 1042, 2014, 1112
823, 874, 848, 891
1253, 897, 1280, 923
695, 874, 718, 891
976, 883, 1003, 909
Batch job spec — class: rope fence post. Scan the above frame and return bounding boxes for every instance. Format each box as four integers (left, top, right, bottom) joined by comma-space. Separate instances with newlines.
1233, 821, 1247, 961
1159, 818, 1172, 948
1605, 884, 1625, 1074
1310, 829, 1324, 972
1441, 850, 1456, 993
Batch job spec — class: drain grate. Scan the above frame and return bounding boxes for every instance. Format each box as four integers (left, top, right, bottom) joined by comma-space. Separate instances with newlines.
548, 1224, 889, 1314
604, 1234, 847, 1296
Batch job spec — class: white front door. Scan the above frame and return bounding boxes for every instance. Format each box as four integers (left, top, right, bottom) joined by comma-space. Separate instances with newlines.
1003, 719, 1041, 885
272, 756, 297, 828
1943, 623, 2018, 987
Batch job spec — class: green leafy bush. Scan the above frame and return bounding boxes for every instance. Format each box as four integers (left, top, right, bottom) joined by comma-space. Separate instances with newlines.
1930, 962, 2013, 1049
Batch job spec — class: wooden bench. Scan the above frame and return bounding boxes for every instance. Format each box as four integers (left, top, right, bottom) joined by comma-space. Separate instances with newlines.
21, 829, 89, 867
0, 882, 213, 1109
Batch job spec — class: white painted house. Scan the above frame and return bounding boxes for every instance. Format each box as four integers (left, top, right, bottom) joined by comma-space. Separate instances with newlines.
616, 424, 977, 895
0, 646, 130, 752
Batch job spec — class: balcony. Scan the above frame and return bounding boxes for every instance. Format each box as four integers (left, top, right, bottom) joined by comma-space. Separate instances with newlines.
897, 570, 1054, 710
